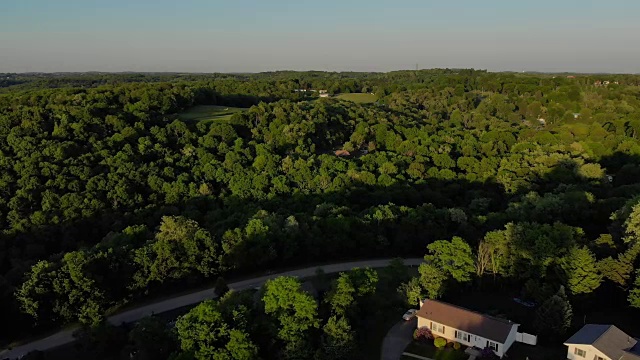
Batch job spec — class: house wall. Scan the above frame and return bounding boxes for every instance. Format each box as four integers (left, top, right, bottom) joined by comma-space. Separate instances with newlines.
416, 316, 512, 358
565, 344, 610, 360
503, 325, 519, 353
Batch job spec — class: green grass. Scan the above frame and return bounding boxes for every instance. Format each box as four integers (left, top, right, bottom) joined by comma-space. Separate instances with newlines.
405, 341, 468, 360
335, 93, 378, 103
177, 105, 247, 124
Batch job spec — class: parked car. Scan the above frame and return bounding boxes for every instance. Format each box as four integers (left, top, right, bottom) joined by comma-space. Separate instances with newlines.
402, 309, 418, 320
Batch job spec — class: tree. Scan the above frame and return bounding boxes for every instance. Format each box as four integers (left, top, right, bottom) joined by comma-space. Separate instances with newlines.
599, 242, 640, 289
326, 273, 355, 316
348, 267, 379, 297
628, 270, 640, 308
418, 263, 447, 299
73, 322, 128, 360
625, 202, 640, 242
425, 237, 475, 282
320, 316, 356, 360
128, 317, 177, 360
262, 276, 319, 345
398, 278, 423, 306
476, 230, 510, 278
533, 286, 572, 338
175, 300, 257, 360
559, 246, 602, 295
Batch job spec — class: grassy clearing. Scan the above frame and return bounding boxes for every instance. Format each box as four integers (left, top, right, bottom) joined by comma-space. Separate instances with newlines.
177, 105, 247, 123
335, 93, 378, 103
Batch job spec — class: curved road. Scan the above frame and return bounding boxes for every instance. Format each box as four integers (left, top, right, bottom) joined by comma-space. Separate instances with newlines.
1, 258, 422, 359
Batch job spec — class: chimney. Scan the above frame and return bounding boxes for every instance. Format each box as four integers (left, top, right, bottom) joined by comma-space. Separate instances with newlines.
419, 298, 425, 308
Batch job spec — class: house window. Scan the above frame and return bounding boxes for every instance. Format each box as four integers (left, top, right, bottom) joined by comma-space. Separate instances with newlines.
574, 348, 586, 358
486, 341, 499, 352
594, 356, 604, 360
455, 330, 471, 342
430, 322, 445, 334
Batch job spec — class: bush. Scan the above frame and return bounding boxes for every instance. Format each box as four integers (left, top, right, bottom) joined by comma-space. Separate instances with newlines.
434, 337, 447, 349
413, 327, 433, 342
453, 342, 461, 350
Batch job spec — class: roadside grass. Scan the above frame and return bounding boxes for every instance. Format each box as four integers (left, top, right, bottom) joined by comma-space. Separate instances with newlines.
177, 105, 247, 124
335, 93, 378, 103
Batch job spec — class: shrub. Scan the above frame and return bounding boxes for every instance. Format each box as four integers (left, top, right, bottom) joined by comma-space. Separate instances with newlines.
453, 342, 461, 350
413, 327, 433, 342
434, 337, 447, 349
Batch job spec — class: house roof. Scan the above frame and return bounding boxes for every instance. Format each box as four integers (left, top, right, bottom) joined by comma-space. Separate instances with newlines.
565, 324, 640, 360
416, 300, 518, 343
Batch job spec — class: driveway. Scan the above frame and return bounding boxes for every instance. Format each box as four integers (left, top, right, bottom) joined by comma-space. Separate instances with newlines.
1, 258, 423, 359
381, 317, 417, 360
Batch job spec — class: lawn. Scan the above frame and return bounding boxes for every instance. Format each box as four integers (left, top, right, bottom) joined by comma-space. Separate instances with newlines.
404, 341, 468, 360
335, 93, 378, 103
177, 105, 247, 123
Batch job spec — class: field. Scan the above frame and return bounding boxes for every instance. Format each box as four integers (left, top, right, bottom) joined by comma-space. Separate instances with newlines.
177, 105, 247, 123
335, 93, 378, 103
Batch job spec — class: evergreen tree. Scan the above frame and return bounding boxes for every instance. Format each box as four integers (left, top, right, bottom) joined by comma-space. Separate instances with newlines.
534, 286, 572, 338
628, 270, 640, 308
559, 246, 602, 295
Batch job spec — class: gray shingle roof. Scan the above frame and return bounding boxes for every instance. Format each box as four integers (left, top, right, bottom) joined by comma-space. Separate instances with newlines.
565, 324, 640, 360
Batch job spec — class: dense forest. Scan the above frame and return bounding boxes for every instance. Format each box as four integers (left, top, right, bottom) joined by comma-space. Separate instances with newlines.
3, 70, 640, 358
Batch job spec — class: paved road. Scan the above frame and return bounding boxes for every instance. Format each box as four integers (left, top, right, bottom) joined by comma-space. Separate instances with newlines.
1, 258, 422, 359
381, 318, 418, 360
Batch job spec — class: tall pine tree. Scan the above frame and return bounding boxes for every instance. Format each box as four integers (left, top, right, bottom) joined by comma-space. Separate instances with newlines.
534, 286, 572, 338
560, 246, 602, 295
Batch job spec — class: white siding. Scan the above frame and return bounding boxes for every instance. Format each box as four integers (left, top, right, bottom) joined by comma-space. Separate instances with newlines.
416, 316, 517, 358
503, 325, 519, 353
564, 344, 610, 360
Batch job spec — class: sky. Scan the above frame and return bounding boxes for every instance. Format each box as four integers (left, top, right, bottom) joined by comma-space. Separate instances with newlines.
1, 0, 639, 73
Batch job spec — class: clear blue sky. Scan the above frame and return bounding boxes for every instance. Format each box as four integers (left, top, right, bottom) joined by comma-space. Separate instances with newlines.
1, 0, 639, 73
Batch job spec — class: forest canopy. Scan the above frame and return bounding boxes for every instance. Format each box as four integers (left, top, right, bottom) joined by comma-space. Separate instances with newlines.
2, 70, 640, 348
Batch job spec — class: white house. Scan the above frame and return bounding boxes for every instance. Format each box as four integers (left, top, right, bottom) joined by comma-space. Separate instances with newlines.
564, 324, 640, 360
416, 300, 519, 358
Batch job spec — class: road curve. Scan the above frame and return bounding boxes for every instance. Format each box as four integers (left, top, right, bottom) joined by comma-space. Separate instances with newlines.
1, 258, 423, 359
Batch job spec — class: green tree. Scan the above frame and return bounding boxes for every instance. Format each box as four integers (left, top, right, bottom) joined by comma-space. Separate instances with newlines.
397, 278, 423, 306
175, 300, 257, 360
559, 247, 602, 295
599, 242, 640, 289
425, 237, 475, 282
129, 317, 177, 360
320, 315, 356, 360
533, 286, 572, 338
418, 263, 447, 299
326, 273, 355, 316
628, 270, 640, 308
262, 276, 319, 345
